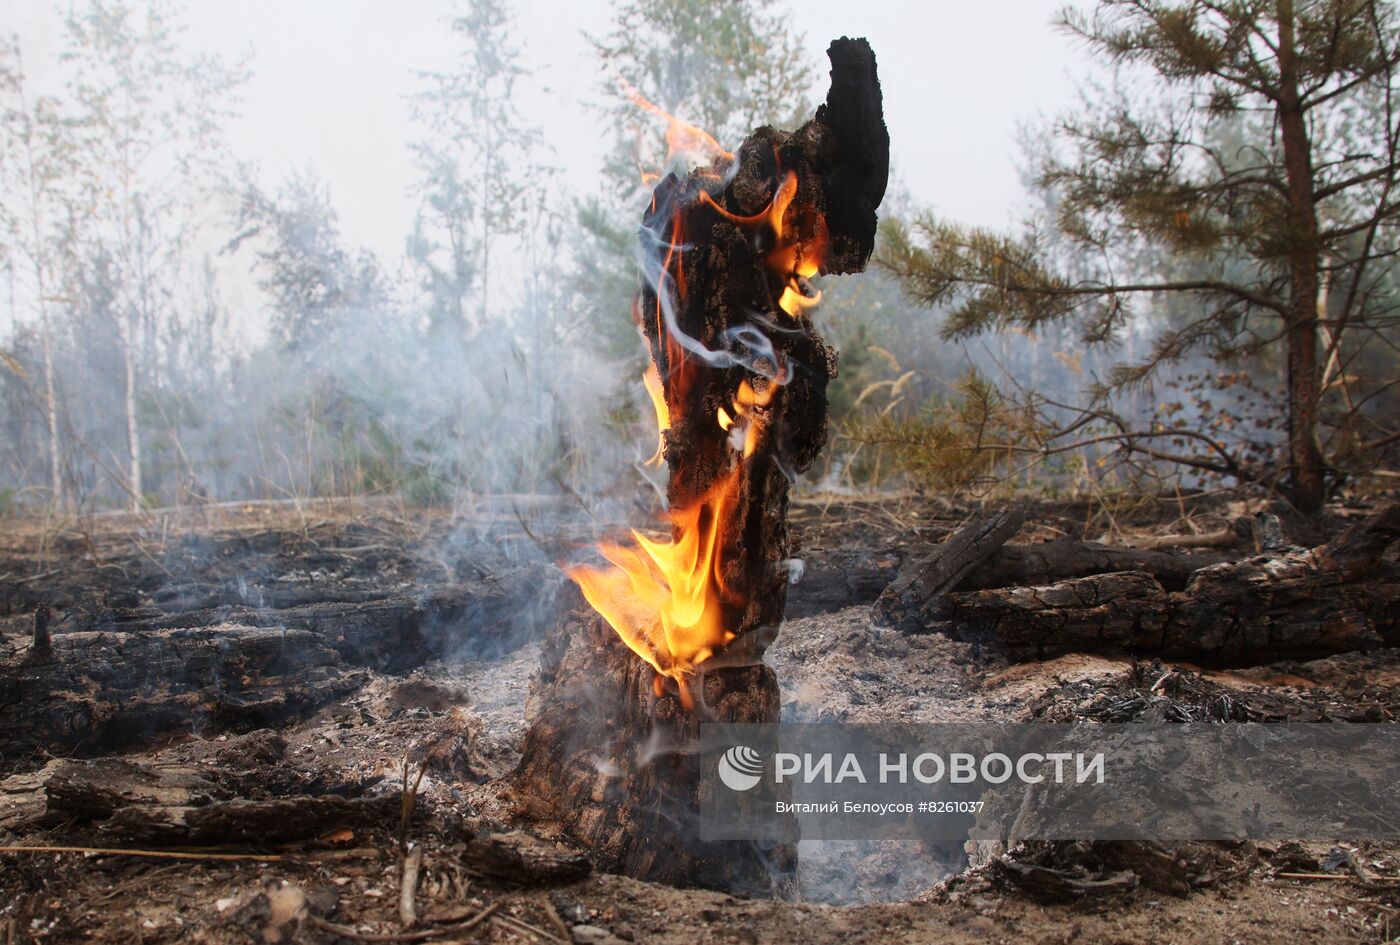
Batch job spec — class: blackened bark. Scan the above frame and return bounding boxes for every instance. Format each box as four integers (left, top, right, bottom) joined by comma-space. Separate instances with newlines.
641, 37, 890, 645
0, 572, 556, 764
918, 503, 1400, 662
877, 508, 1026, 621
0, 758, 394, 844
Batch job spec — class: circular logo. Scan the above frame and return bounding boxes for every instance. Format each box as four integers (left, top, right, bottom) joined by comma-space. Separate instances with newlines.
717, 745, 764, 791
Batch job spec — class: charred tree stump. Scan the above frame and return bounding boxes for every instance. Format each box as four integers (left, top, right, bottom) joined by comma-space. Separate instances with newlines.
920, 503, 1400, 663
516, 600, 786, 892
516, 38, 889, 892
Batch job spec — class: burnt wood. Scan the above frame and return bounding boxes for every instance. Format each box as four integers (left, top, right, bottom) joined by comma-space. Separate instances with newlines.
789, 539, 1230, 620
877, 507, 1026, 622
516, 38, 889, 893
0, 566, 559, 764
0, 758, 393, 845
920, 503, 1400, 662
638, 37, 890, 644
461, 830, 593, 886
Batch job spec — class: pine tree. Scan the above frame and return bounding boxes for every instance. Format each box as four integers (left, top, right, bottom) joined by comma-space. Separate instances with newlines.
878, 0, 1400, 514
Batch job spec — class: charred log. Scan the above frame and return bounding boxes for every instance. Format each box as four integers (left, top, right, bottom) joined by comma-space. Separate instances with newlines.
919, 503, 1400, 662
0, 758, 393, 845
784, 546, 902, 618
461, 830, 593, 887
0, 568, 559, 764
955, 541, 1231, 594
789, 538, 1229, 620
877, 508, 1026, 621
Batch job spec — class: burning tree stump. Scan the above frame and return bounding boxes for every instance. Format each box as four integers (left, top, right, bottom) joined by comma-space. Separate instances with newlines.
516, 38, 888, 892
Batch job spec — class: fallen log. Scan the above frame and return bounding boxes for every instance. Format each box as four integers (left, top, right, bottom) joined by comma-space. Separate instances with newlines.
104, 794, 396, 845
1, 622, 371, 766
873, 509, 1230, 626
957, 541, 1231, 594
784, 546, 902, 618
461, 830, 592, 886
0, 758, 394, 845
0, 566, 561, 764
918, 503, 1400, 663
788, 538, 1229, 621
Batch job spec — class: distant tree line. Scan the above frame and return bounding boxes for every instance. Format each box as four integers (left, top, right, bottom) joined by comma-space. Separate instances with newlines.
3, 0, 1395, 520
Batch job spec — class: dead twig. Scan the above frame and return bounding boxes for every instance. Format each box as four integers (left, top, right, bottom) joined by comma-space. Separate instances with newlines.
0, 845, 285, 862
399, 843, 424, 929
538, 897, 572, 941
1276, 871, 1400, 882
292, 847, 387, 862
1133, 527, 1236, 550
1337, 892, 1400, 913
492, 911, 567, 943
16, 569, 59, 584
308, 902, 498, 943
400, 756, 428, 853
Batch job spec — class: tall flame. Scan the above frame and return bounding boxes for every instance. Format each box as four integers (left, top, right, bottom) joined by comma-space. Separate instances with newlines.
566, 97, 826, 709
566, 468, 738, 709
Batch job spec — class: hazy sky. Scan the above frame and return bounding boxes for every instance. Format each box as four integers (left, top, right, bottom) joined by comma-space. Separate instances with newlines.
10, 0, 1084, 278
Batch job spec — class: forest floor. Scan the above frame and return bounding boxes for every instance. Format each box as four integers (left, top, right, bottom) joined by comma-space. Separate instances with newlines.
2, 491, 1399, 944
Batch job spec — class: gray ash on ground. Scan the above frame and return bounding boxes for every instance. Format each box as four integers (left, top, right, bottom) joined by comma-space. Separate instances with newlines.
2, 495, 1399, 942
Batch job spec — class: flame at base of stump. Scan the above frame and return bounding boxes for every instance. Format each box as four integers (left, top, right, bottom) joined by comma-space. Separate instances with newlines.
514, 599, 797, 894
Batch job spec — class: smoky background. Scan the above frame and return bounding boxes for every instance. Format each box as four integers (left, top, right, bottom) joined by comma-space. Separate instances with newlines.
0, 0, 1234, 529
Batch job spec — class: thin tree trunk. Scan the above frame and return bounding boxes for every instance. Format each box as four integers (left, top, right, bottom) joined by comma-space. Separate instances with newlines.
122, 307, 142, 511
1277, 0, 1328, 514
478, 82, 491, 330
118, 95, 142, 513
19, 100, 63, 512
40, 309, 61, 510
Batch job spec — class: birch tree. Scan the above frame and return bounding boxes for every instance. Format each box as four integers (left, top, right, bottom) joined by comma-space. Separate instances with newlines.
0, 38, 79, 510
409, 0, 545, 336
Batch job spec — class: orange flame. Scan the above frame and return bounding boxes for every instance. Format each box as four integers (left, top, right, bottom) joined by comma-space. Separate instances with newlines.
566, 101, 830, 709
621, 81, 734, 167
566, 469, 739, 709
699, 170, 828, 316
641, 363, 669, 467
